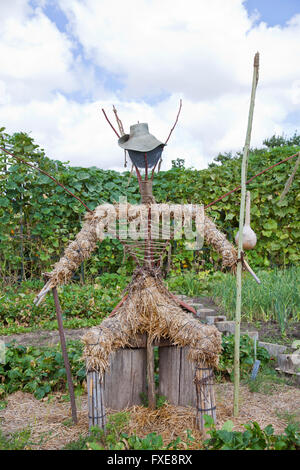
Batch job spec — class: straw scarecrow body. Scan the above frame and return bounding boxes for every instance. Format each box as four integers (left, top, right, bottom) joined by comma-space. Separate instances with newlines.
35, 123, 237, 376
34, 121, 239, 428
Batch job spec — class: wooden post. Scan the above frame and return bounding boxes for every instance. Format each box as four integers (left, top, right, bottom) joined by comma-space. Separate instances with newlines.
147, 336, 156, 409
194, 362, 216, 432
234, 52, 259, 417
52, 287, 78, 424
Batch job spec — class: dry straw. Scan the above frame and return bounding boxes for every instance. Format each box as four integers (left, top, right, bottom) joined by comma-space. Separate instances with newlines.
82, 266, 222, 376
40, 202, 237, 290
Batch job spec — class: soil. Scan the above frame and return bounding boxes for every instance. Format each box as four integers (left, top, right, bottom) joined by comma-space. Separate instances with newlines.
247, 321, 300, 345
0, 328, 90, 348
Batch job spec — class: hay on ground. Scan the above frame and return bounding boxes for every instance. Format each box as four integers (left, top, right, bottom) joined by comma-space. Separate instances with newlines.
1, 382, 299, 450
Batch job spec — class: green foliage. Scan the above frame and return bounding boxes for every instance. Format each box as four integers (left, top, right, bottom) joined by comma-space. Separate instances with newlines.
167, 270, 209, 296
1, 128, 300, 283
64, 411, 193, 450
203, 415, 300, 450
0, 340, 85, 399
218, 334, 270, 380
0, 274, 129, 333
263, 131, 300, 148
0, 427, 33, 450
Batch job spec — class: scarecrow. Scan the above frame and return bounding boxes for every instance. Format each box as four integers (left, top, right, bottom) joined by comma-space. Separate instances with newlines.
33, 117, 241, 431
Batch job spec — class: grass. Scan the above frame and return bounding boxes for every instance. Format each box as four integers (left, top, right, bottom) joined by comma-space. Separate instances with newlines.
0, 427, 33, 450
242, 365, 295, 394
211, 266, 300, 327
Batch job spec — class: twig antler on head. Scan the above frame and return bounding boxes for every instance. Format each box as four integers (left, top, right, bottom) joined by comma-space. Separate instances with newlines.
164, 99, 182, 145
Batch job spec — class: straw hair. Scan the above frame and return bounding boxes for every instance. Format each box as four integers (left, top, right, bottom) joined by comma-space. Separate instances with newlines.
83, 266, 222, 376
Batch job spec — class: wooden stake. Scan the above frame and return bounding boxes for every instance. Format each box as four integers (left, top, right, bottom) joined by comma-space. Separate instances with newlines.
52, 287, 78, 424
234, 52, 259, 417
147, 335, 156, 409
87, 370, 106, 430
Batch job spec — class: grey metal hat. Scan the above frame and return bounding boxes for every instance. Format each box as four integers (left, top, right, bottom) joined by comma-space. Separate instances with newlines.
118, 123, 164, 152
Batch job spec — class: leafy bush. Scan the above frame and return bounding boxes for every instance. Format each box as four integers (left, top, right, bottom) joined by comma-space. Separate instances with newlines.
0, 274, 129, 334
203, 415, 300, 450
0, 340, 85, 399
218, 334, 270, 380
1, 128, 299, 283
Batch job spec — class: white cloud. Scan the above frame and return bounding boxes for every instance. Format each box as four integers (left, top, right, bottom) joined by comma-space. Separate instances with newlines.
0, 0, 300, 171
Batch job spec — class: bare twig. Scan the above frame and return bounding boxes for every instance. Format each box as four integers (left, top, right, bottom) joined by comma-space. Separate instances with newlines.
164, 99, 182, 145
279, 151, 300, 201
112, 105, 125, 136
205, 152, 299, 209
101, 108, 120, 138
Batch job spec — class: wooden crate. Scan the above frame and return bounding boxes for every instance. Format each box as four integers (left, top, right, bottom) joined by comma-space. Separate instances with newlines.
87, 339, 216, 431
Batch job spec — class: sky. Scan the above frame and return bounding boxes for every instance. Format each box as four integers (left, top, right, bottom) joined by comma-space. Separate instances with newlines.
0, 0, 299, 171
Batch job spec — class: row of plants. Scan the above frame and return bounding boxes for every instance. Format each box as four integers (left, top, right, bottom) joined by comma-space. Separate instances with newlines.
0, 273, 129, 335
210, 266, 300, 329
0, 267, 298, 336
0, 334, 270, 401
1, 129, 299, 282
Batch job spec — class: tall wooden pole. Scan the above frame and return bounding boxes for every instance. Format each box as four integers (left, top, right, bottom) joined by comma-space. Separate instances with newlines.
52, 287, 78, 424
233, 52, 259, 417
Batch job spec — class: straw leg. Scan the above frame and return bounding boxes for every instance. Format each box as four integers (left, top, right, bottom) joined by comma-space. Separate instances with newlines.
87, 371, 106, 431
194, 362, 216, 432
87, 371, 93, 430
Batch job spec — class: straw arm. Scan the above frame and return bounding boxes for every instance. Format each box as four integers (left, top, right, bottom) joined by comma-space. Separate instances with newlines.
204, 215, 238, 268
34, 211, 100, 306
203, 215, 260, 283
33, 202, 138, 306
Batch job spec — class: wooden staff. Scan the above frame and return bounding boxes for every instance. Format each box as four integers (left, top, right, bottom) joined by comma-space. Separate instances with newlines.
147, 335, 156, 409
52, 287, 78, 424
234, 52, 259, 417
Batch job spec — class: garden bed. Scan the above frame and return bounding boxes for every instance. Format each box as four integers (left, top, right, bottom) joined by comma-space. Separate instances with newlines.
0, 382, 299, 450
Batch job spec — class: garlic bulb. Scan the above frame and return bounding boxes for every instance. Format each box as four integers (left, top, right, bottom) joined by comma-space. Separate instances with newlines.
235, 191, 257, 250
